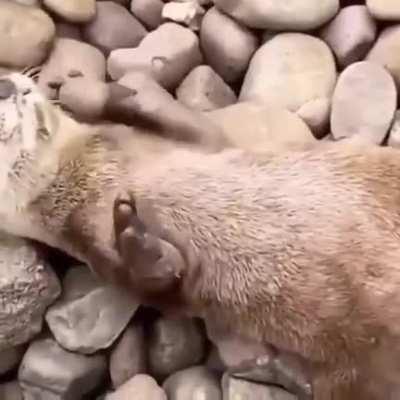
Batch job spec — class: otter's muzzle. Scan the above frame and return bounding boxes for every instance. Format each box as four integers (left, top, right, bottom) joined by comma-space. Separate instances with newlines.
0, 79, 17, 100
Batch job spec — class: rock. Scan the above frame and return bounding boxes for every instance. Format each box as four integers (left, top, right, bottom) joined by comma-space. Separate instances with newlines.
0, 1, 55, 68
162, 1, 205, 31
163, 366, 222, 400
148, 317, 206, 378
43, 0, 96, 23
0, 234, 60, 350
45, 265, 139, 355
83, 2, 147, 55
240, 33, 337, 122
59, 77, 109, 122
387, 110, 400, 148
206, 102, 316, 152
12, 0, 39, 5
0, 382, 23, 400
38, 38, 106, 99
222, 374, 296, 400
296, 98, 331, 138
56, 22, 82, 40
105, 375, 167, 400
19, 338, 107, 400
200, 7, 258, 83
176, 65, 237, 111
320, 6, 377, 68
110, 322, 147, 389
108, 22, 202, 88
0, 346, 25, 375
213, 0, 339, 30
367, 0, 400, 20
205, 346, 226, 374
130, 0, 164, 29
366, 25, 400, 88
331, 61, 397, 144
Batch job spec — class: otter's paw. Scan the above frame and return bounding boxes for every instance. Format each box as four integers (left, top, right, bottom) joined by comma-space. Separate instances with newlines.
229, 354, 313, 400
113, 192, 185, 294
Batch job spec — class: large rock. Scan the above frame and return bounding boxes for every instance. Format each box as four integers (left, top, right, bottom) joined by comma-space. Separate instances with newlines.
331, 61, 397, 144
0, 346, 25, 375
130, 0, 164, 29
108, 22, 202, 88
0, 1, 55, 68
240, 33, 337, 127
19, 338, 107, 400
83, 1, 147, 54
206, 102, 316, 153
200, 7, 258, 83
366, 0, 400, 20
0, 234, 60, 350
213, 0, 339, 30
43, 0, 96, 23
45, 265, 139, 354
320, 6, 377, 68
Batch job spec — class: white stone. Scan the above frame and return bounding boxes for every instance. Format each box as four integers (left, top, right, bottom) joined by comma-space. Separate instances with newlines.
367, 0, 400, 21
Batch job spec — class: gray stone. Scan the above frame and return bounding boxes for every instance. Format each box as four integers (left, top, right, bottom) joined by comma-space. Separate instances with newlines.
388, 110, 400, 148
43, 0, 96, 23
163, 366, 222, 400
107, 22, 202, 89
0, 234, 61, 350
331, 61, 397, 144
0, 381, 23, 400
213, 0, 339, 30
367, 0, 400, 21
45, 265, 139, 355
0, 346, 25, 375
110, 322, 147, 389
19, 338, 107, 400
130, 0, 164, 29
176, 65, 237, 112
162, 1, 206, 31
200, 7, 258, 83
148, 317, 206, 378
0, 1, 55, 68
83, 1, 147, 55
320, 6, 376, 68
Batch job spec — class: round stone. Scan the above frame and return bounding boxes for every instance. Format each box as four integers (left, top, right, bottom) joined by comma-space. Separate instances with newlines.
367, 0, 400, 21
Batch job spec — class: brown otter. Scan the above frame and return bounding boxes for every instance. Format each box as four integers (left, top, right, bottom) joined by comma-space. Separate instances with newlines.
111, 141, 400, 400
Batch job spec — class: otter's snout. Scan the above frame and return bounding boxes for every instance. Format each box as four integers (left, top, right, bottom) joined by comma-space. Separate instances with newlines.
0, 79, 16, 100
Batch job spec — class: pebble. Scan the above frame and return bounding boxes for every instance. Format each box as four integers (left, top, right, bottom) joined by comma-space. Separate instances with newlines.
163, 366, 222, 400
176, 65, 237, 111
0, 234, 61, 350
43, 0, 96, 23
296, 98, 331, 138
130, 0, 164, 30
240, 33, 337, 124
45, 265, 139, 354
213, 0, 339, 30
83, 1, 147, 55
162, 1, 206, 31
108, 22, 202, 88
331, 61, 397, 144
18, 338, 107, 400
109, 322, 147, 389
0, 1, 55, 68
148, 317, 206, 378
0, 346, 25, 375
200, 7, 258, 83
366, 0, 400, 21
0, 382, 23, 400
320, 6, 377, 68
387, 110, 400, 148
366, 25, 400, 88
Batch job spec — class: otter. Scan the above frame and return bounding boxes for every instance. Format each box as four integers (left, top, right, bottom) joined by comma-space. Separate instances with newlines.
111, 141, 400, 400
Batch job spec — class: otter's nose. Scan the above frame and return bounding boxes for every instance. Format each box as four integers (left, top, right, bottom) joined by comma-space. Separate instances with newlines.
0, 79, 17, 100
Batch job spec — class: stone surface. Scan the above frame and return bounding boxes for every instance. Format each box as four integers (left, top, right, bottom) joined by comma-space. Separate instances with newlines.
108, 22, 202, 88
55, 22, 82, 40
367, 25, 400, 88
206, 102, 316, 153
19, 338, 107, 400
43, 0, 96, 23
200, 7, 258, 83
331, 61, 397, 144
0, 382, 23, 400
38, 38, 106, 99
213, 0, 339, 30
388, 110, 400, 148
45, 265, 139, 355
130, 0, 164, 29
163, 366, 222, 400
110, 322, 147, 389
148, 317, 206, 378
0, 1, 55, 68
176, 65, 237, 111
83, 1, 147, 54
240, 33, 337, 117
162, 1, 206, 31
0, 234, 61, 350
367, 0, 400, 20
320, 6, 377, 68
105, 375, 167, 400
0, 346, 25, 375
296, 98, 331, 139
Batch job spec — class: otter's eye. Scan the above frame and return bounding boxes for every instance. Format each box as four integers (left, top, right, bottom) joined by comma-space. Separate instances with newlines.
22, 88, 31, 96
